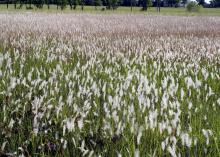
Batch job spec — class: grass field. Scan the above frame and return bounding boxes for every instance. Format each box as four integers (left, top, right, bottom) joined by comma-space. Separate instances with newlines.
0, 13, 220, 157
0, 4, 220, 15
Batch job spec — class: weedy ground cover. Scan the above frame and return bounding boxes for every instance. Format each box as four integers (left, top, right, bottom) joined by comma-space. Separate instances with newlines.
0, 13, 220, 156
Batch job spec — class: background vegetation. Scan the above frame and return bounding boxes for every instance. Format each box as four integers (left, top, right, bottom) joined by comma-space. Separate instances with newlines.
0, 4, 220, 16
0, 0, 220, 12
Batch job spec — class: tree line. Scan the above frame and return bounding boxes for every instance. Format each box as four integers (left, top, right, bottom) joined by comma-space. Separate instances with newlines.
4, 0, 220, 10
5, 0, 155, 10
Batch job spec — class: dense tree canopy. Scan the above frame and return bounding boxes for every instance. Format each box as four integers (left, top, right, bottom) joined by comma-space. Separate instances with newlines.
210, 0, 220, 7
4, 0, 220, 9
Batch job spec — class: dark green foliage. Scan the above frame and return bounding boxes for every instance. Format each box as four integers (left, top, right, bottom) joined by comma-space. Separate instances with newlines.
72, 0, 78, 9
186, 1, 201, 12
14, 0, 17, 9
33, 0, 44, 8
181, 0, 187, 7
94, 0, 101, 9
105, 0, 119, 9
68, 0, 73, 9
210, 0, 220, 7
26, 0, 33, 9
166, 0, 180, 7
57, 0, 68, 9
45, 0, 50, 9
81, 0, 85, 10
156, 0, 160, 12
61, 0, 68, 9
18, 0, 25, 8
121, 0, 136, 6
196, 0, 205, 5
141, 0, 152, 10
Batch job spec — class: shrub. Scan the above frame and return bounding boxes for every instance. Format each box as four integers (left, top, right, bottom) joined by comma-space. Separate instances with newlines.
33, 0, 44, 8
186, 1, 201, 12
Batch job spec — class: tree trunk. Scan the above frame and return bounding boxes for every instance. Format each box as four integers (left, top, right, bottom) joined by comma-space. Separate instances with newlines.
157, 0, 158, 12
159, 0, 160, 12
14, 0, 17, 9
48, 0, 50, 9
29, 0, 32, 8
143, 0, 147, 10
81, 4, 84, 10
157, 0, 160, 12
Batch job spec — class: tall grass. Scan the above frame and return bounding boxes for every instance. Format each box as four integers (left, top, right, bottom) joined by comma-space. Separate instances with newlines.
0, 13, 220, 156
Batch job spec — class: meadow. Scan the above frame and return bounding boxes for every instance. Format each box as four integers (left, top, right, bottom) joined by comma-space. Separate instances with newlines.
0, 13, 220, 156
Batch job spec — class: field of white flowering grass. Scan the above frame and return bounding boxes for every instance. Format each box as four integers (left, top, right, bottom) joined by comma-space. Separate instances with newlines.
0, 13, 220, 157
